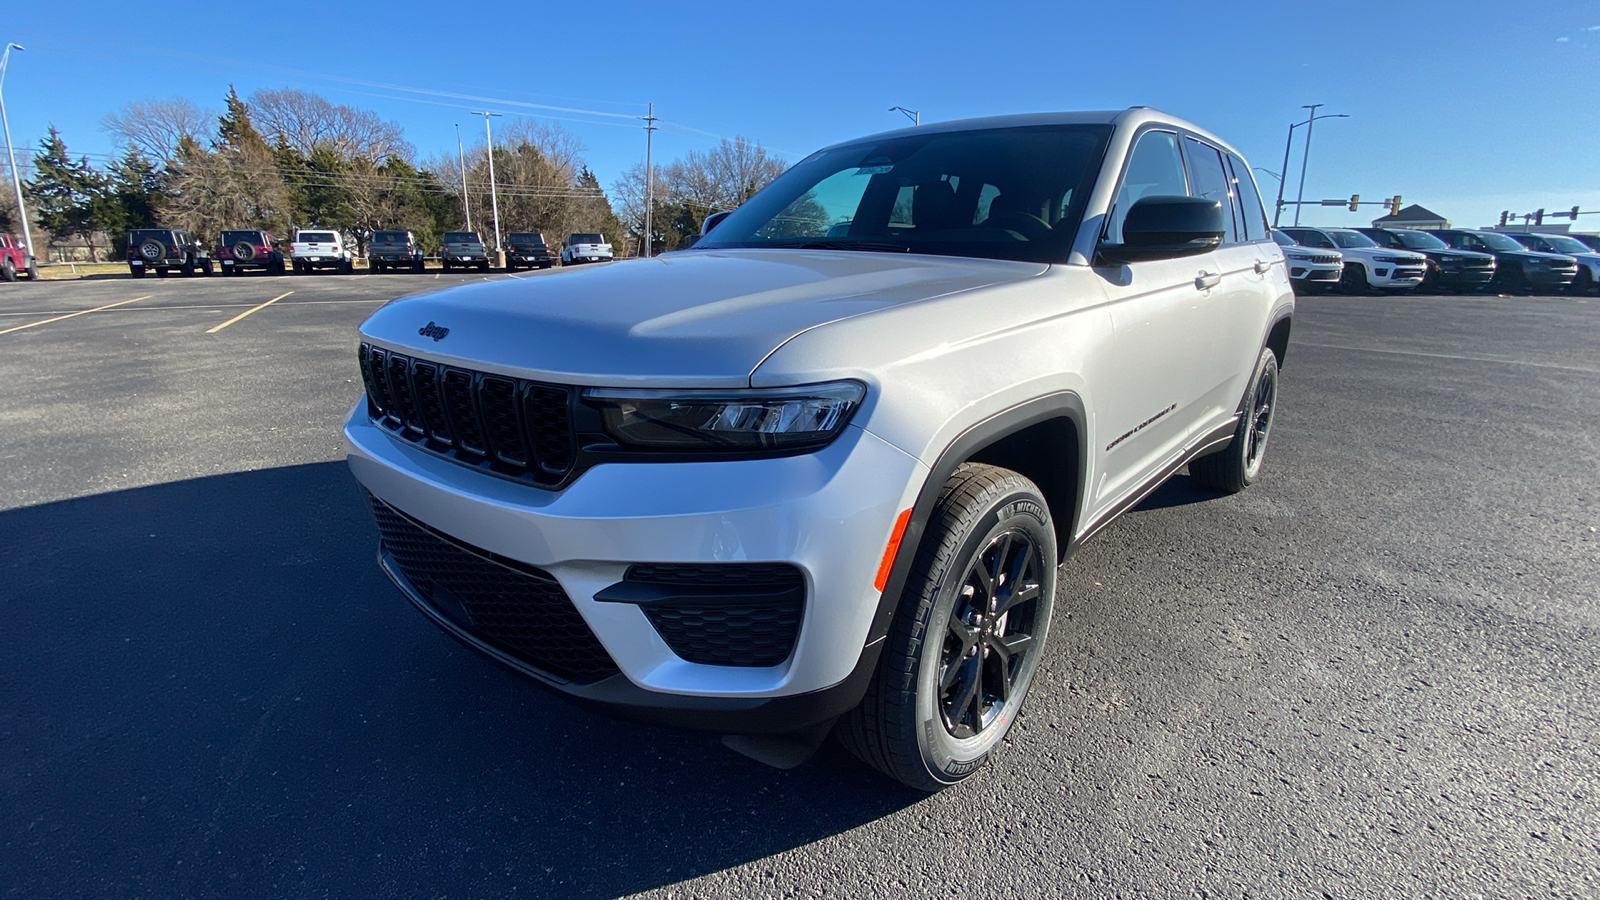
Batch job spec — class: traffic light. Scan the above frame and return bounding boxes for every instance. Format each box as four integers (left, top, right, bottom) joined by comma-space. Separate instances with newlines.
1499, 210, 1509, 227
1389, 195, 1402, 216
1348, 193, 1360, 212
1571, 206, 1581, 220
1535, 208, 1545, 225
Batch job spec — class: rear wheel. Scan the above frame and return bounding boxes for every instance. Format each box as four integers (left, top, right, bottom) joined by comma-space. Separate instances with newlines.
479, 260, 489, 271
1190, 346, 1280, 494
837, 463, 1057, 791
26, 261, 38, 280
129, 266, 145, 279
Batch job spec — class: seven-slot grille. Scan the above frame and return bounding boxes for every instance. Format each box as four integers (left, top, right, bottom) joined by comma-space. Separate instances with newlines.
369, 495, 620, 683
1308, 253, 1341, 264
360, 343, 576, 486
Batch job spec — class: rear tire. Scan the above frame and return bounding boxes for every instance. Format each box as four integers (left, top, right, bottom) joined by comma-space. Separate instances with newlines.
1190, 346, 1280, 494
836, 463, 1057, 791
130, 266, 145, 279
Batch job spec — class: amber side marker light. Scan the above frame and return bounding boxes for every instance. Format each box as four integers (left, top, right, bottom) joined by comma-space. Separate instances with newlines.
874, 509, 914, 592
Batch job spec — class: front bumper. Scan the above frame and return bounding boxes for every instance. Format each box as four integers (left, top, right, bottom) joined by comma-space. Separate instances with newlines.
344, 403, 926, 725
1365, 262, 1426, 288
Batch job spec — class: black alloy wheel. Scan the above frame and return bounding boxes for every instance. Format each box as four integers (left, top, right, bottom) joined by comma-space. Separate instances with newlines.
1571, 268, 1594, 296
1338, 263, 1368, 295
1190, 346, 1280, 493
938, 528, 1046, 739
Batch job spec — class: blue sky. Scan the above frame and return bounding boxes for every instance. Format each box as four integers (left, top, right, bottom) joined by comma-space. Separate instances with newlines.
3, 0, 1597, 231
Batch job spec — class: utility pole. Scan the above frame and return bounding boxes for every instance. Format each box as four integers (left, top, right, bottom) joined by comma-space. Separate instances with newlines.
641, 102, 657, 257
0, 43, 34, 267
473, 111, 503, 266
455, 123, 471, 232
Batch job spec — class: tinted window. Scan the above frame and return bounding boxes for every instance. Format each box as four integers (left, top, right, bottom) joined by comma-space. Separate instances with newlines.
1271, 230, 1296, 247
1472, 231, 1529, 251
1108, 130, 1188, 244
1391, 230, 1447, 250
443, 232, 481, 243
1538, 234, 1589, 253
221, 231, 261, 245
1283, 229, 1336, 249
508, 232, 545, 243
570, 233, 604, 244
1328, 230, 1378, 249
1183, 138, 1238, 244
372, 231, 408, 242
1226, 153, 1267, 241
298, 232, 337, 243
698, 124, 1111, 263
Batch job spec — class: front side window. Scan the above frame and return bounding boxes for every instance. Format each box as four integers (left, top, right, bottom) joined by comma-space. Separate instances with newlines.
1107, 131, 1188, 244
698, 124, 1111, 263
1183, 138, 1239, 245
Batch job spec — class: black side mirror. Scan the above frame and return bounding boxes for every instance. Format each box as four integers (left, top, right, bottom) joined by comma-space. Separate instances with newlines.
1098, 196, 1224, 263
702, 210, 732, 235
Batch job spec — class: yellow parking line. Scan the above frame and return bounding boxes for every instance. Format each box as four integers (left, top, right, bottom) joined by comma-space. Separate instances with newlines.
205, 291, 295, 333
0, 295, 154, 336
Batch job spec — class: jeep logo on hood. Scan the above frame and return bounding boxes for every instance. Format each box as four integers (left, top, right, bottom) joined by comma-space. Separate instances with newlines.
418, 322, 450, 341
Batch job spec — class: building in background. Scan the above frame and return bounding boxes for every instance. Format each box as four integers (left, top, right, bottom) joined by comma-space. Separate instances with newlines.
1371, 204, 1449, 230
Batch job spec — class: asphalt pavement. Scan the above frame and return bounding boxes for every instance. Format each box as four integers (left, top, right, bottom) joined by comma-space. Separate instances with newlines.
1, 272, 1596, 898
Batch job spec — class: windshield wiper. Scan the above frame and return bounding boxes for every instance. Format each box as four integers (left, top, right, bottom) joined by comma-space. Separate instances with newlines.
786, 240, 912, 253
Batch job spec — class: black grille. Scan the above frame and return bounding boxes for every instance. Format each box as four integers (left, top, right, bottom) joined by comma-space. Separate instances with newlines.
361, 343, 575, 486
368, 496, 620, 683
625, 563, 805, 667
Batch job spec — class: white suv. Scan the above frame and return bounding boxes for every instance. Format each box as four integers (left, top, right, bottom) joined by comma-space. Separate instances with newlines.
290, 228, 354, 274
1281, 226, 1425, 293
346, 110, 1294, 789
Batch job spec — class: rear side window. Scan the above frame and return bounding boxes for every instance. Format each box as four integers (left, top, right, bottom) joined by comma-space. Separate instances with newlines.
1226, 154, 1268, 241
1108, 131, 1188, 244
1183, 138, 1239, 245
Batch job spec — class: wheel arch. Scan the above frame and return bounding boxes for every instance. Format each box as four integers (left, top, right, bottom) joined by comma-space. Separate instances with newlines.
1265, 310, 1292, 369
865, 392, 1086, 647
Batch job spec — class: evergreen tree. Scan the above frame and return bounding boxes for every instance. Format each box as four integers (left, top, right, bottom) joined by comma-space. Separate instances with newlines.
26, 127, 111, 259
104, 148, 162, 255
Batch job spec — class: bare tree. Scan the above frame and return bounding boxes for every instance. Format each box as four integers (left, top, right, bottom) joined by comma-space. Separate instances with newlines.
101, 97, 215, 166
248, 88, 412, 164
666, 136, 787, 213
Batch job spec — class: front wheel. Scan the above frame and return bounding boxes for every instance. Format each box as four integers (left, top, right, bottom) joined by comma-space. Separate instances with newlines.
837, 463, 1057, 791
1190, 346, 1280, 493
1338, 263, 1369, 295
0, 258, 14, 282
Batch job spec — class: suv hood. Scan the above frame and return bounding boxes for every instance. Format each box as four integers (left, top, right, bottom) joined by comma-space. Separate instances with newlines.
360, 249, 1047, 387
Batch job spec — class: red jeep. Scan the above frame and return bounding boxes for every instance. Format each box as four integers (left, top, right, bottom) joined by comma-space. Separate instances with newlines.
0, 233, 37, 282
217, 229, 286, 276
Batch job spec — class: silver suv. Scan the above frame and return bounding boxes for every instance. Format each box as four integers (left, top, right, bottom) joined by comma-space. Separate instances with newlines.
346, 109, 1294, 789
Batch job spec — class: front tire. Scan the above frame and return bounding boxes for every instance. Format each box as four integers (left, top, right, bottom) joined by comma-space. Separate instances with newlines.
1338, 263, 1369, 295
0, 258, 14, 282
837, 464, 1057, 791
1190, 346, 1280, 493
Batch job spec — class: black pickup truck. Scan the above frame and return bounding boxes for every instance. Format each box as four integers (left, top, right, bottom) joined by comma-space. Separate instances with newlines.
504, 232, 555, 270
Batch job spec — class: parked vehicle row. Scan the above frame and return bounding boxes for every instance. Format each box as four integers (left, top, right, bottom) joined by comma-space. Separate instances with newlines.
109, 228, 615, 279
1272, 225, 1595, 295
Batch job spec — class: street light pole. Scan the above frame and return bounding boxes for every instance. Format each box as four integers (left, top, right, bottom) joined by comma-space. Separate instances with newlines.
1291, 104, 1322, 226
0, 43, 35, 266
1272, 120, 1295, 227
890, 106, 919, 126
472, 111, 503, 265
455, 123, 471, 232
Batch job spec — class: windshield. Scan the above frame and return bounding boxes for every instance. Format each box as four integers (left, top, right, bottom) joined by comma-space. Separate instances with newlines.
372, 231, 407, 242
1328, 230, 1378, 249
298, 232, 336, 243
1271, 230, 1296, 247
1283, 229, 1335, 249
221, 231, 262, 245
1474, 231, 1528, 251
1535, 234, 1589, 254
569, 233, 604, 244
696, 124, 1112, 262
443, 232, 482, 243
1389, 230, 1446, 250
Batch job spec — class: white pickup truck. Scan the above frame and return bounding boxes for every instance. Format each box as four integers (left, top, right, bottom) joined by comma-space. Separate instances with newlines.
560, 232, 613, 266
290, 229, 354, 275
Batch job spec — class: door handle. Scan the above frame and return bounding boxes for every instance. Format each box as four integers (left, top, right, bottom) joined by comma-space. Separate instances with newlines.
1254, 260, 1272, 274
1195, 271, 1221, 290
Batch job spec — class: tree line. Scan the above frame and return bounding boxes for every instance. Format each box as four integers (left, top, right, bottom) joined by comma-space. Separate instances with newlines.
0, 86, 788, 261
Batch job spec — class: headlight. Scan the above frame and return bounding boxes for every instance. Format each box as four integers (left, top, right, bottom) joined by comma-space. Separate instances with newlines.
1286, 252, 1313, 262
582, 381, 866, 452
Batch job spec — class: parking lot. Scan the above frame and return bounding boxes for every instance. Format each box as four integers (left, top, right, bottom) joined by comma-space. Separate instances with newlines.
2, 273, 1596, 897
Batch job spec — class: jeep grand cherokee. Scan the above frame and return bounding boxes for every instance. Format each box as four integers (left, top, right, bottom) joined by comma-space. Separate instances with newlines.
346, 110, 1294, 789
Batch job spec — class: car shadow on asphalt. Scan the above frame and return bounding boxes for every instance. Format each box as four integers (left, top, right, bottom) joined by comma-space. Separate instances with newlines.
0, 462, 924, 898
1132, 472, 1222, 512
